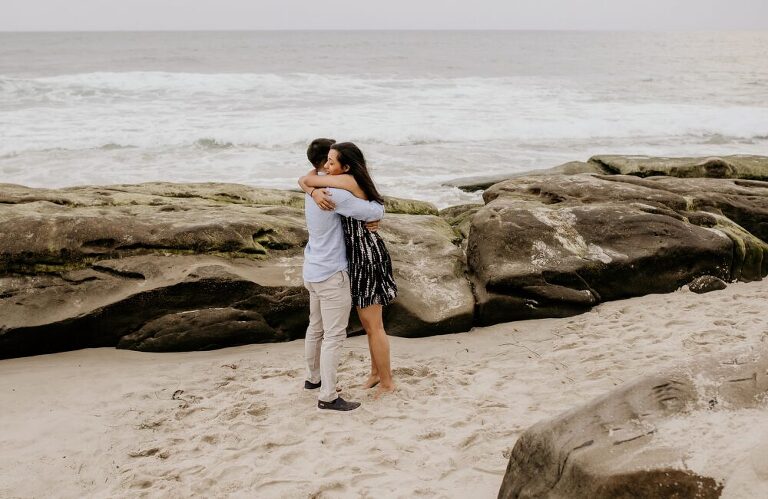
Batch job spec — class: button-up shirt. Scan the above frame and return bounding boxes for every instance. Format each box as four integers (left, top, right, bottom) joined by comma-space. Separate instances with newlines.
302, 188, 384, 283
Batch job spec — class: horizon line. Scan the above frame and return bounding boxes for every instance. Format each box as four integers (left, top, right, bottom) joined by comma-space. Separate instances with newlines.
2, 28, 767, 34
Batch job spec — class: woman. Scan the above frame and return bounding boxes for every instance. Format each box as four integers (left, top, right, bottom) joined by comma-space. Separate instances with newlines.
299, 142, 397, 398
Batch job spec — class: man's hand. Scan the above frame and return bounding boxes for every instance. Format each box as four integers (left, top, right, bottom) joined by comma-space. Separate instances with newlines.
365, 220, 380, 232
311, 188, 335, 211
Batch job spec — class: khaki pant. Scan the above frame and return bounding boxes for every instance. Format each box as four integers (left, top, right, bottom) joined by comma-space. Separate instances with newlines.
304, 271, 352, 403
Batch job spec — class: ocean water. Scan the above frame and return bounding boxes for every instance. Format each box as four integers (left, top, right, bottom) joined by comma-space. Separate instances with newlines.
1, 31, 766, 208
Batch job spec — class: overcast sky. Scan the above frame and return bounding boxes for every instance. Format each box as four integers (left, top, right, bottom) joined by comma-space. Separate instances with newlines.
3, 0, 767, 31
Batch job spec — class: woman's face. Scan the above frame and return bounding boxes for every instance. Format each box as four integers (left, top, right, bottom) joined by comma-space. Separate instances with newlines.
325, 149, 348, 176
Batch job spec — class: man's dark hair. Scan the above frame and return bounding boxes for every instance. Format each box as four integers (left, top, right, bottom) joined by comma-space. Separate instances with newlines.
306, 138, 336, 168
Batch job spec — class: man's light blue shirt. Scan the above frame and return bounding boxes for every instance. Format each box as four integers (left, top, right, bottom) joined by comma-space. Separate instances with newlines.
303, 188, 384, 283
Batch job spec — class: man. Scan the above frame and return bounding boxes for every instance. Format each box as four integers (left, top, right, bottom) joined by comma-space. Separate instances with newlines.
299, 138, 383, 411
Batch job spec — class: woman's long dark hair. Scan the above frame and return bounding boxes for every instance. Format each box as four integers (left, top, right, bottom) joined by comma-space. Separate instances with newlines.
331, 142, 385, 205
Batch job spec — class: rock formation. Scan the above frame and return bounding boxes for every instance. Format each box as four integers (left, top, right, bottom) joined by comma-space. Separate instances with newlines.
466, 165, 768, 325
1, 155, 767, 358
0, 183, 470, 358
688, 275, 728, 294
498, 347, 768, 498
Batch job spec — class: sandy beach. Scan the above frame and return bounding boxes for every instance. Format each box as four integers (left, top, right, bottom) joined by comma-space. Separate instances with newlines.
1, 279, 766, 498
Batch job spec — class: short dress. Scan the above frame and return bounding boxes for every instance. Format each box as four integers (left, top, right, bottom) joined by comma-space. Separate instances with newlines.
340, 215, 398, 308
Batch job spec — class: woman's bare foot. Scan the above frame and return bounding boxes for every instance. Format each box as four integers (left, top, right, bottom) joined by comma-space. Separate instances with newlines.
373, 383, 396, 400
362, 375, 380, 389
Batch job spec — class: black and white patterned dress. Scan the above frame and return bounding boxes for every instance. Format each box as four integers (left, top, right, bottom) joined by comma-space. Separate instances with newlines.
340, 215, 397, 308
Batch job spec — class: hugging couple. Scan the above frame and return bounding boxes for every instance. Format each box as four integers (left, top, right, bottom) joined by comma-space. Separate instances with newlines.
299, 139, 397, 411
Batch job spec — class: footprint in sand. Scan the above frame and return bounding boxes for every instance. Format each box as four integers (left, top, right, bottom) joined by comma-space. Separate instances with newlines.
308, 481, 346, 498
128, 478, 154, 490
246, 402, 268, 418
259, 367, 300, 379
173, 403, 213, 422
664, 319, 689, 327
456, 377, 471, 386
278, 449, 303, 465
581, 353, 606, 362
713, 319, 737, 327
460, 431, 481, 448
480, 400, 508, 409
417, 429, 445, 440
200, 434, 218, 445
216, 404, 245, 421
682, 329, 745, 348
128, 447, 169, 459
393, 365, 433, 386
136, 419, 164, 430
214, 375, 237, 388
414, 488, 438, 496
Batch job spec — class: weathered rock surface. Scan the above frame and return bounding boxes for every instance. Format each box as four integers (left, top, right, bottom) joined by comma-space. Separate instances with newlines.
380, 214, 474, 337
443, 161, 609, 192
590, 154, 768, 180
0, 254, 310, 358
440, 204, 483, 254
467, 173, 768, 325
118, 307, 276, 352
498, 347, 768, 498
444, 154, 768, 192
688, 275, 728, 294
0, 183, 468, 358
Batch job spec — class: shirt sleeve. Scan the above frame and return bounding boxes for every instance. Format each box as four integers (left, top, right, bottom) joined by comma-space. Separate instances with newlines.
328, 188, 384, 222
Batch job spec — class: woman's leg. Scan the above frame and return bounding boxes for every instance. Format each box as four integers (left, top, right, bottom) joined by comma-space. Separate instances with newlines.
357, 304, 394, 396
363, 330, 380, 388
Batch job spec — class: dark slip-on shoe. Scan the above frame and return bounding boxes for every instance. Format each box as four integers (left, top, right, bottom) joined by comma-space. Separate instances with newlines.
317, 397, 361, 411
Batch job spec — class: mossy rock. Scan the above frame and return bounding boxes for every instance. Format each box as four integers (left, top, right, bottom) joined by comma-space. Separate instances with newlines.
383, 196, 438, 215
590, 154, 768, 180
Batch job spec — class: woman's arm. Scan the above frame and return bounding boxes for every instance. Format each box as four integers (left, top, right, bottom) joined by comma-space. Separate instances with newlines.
301, 174, 366, 199
298, 169, 335, 210
297, 169, 317, 194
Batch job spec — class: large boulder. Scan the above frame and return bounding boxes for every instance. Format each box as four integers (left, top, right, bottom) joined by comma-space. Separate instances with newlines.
498, 347, 768, 498
380, 214, 474, 337
467, 174, 768, 325
0, 255, 310, 358
0, 183, 463, 359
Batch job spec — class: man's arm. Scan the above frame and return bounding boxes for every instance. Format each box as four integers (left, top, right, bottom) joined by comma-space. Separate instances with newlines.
331, 189, 384, 222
